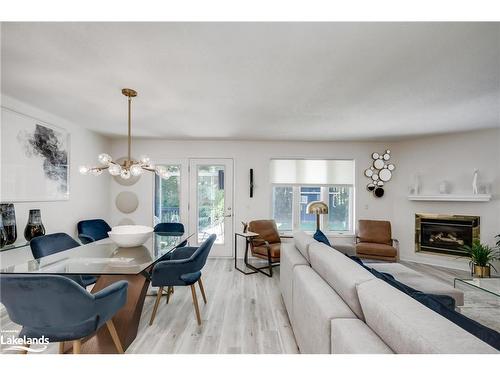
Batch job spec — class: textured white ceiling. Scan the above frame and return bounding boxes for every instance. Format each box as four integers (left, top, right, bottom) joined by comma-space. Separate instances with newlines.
1, 22, 499, 140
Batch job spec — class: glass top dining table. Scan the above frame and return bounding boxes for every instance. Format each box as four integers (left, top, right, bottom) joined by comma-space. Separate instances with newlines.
0, 232, 194, 276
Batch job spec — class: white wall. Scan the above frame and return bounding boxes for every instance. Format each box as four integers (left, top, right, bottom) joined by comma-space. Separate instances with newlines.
0, 95, 112, 264
108, 138, 395, 250
109, 128, 500, 272
391, 128, 500, 273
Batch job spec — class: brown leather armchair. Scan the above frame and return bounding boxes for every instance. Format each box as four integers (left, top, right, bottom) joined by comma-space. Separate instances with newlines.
246, 219, 283, 277
355, 220, 398, 262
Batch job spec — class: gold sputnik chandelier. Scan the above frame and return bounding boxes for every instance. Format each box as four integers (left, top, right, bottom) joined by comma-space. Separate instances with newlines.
79, 88, 169, 180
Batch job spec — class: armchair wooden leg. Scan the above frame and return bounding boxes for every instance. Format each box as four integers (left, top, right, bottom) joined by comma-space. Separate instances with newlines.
190, 284, 202, 325
59, 342, 65, 354
149, 286, 164, 326
73, 340, 81, 354
198, 278, 207, 304
106, 319, 124, 354
20, 343, 30, 354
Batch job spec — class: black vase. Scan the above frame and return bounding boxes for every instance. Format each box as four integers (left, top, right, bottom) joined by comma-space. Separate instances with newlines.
0, 203, 17, 245
0, 216, 7, 248
24, 209, 45, 242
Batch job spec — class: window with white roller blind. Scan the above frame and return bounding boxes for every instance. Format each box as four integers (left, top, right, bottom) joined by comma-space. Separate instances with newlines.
270, 159, 355, 234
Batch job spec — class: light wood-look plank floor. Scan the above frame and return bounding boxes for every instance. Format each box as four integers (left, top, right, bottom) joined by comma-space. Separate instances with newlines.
1, 258, 497, 354
0, 258, 299, 354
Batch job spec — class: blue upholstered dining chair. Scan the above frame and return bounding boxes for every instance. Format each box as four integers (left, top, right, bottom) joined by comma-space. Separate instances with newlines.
149, 234, 216, 326
154, 222, 187, 248
0, 274, 128, 354
153, 222, 185, 235
30, 233, 97, 287
77, 219, 112, 244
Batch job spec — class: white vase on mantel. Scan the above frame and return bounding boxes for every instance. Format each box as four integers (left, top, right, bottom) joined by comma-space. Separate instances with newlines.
410, 174, 420, 195
439, 181, 450, 194
472, 169, 479, 195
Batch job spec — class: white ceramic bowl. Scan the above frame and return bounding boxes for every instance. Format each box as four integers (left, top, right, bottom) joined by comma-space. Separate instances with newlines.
108, 225, 154, 248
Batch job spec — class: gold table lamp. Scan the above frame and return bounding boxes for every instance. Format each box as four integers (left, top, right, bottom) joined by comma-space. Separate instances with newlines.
306, 201, 329, 231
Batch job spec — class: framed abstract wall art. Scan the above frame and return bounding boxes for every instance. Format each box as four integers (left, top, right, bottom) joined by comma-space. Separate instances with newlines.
1, 107, 70, 202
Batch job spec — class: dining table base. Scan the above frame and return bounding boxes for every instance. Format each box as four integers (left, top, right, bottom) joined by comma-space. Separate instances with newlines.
61, 273, 150, 354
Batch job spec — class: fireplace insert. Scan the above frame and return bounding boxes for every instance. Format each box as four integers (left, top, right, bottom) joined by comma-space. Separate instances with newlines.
415, 214, 480, 256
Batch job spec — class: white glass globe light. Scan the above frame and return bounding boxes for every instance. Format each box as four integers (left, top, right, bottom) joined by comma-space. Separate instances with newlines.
155, 165, 166, 175
130, 164, 143, 177
79, 165, 90, 175
98, 153, 112, 165
139, 155, 151, 165
120, 169, 131, 180
108, 163, 122, 176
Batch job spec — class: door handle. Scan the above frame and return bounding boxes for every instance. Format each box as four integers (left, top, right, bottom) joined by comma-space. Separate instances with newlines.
224, 214, 232, 217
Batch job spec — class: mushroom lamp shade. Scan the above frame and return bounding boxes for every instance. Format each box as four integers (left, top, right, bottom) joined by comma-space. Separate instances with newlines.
306, 201, 329, 231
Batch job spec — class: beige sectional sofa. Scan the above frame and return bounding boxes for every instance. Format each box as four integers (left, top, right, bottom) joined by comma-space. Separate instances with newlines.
280, 231, 498, 354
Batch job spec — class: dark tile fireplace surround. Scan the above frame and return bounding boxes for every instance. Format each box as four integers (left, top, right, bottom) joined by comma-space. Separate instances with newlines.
415, 214, 480, 257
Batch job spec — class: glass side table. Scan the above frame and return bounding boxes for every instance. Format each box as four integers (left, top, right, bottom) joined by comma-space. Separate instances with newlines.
453, 277, 499, 332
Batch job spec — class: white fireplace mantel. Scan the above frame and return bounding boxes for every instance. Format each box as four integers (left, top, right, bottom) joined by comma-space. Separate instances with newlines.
407, 194, 491, 202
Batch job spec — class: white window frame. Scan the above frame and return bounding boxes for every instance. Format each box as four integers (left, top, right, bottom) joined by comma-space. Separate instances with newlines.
272, 184, 355, 236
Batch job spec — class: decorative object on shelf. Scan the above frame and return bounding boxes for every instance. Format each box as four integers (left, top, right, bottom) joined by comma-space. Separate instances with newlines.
241, 221, 248, 233
472, 169, 479, 195
365, 149, 394, 198
249, 169, 254, 198
24, 209, 46, 241
460, 239, 499, 278
439, 181, 450, 194
0, 203, 17, 245
0, 215, 7, 248
408, 173, 420, 195
306, 201, 329, 231
1, 108, 69, 202
79, 88, 167, 180
115, 191, 139, 214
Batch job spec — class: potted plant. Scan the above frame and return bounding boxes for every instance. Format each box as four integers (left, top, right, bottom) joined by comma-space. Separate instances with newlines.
461, 239, 499, 278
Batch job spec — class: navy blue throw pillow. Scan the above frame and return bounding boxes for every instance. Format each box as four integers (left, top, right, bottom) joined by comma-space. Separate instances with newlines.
313, 229, 331, 247
343, 254, 500, 350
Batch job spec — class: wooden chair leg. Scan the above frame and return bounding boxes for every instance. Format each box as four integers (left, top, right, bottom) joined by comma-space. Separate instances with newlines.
190, 284, 202, 325
73, 340, 81, 354
166, 286, 172, 304
106, 319, 124, 354
198, 278, 207, 304
59, 342, 65, 354
20, 343, 30, 354
149, 286, 164, 326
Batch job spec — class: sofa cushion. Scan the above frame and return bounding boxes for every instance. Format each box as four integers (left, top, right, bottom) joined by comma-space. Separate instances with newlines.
309, 242, 375, 320
356, 242, 397, 257
357, 279, 498, 353
292, 266, 356, 353
313, 229, 331, 247
280, 242, 309, 316
293, 231, 315, 262
331, 318, 394, 354
371, 263, 464, 306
